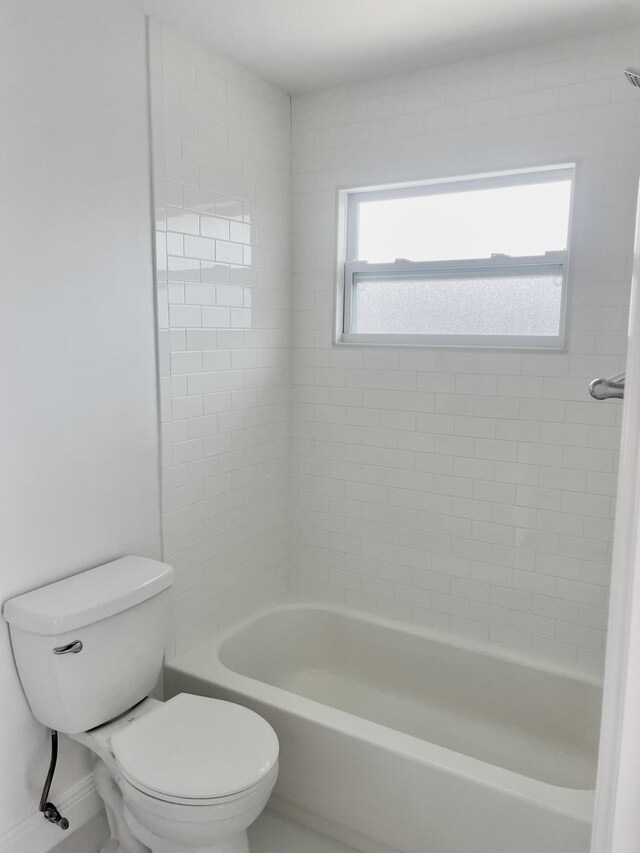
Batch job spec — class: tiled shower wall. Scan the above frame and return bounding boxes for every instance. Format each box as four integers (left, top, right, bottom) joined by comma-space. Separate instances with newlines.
290, 28, 640, 675
149, 23, 291, 655
150, 19, 640, 675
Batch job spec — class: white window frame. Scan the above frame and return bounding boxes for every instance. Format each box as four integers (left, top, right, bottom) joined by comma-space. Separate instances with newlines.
335, 165, 574, 350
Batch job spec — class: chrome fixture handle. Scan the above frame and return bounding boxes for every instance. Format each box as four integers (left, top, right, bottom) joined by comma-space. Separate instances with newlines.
53, 640, 83, 655
589, 373, 625, 401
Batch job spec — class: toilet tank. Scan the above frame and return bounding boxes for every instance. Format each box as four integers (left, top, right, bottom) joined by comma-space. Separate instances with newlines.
3, 556, 174, 734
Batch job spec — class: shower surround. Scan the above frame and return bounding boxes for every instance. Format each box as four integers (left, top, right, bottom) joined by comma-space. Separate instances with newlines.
152, 21, 640, 675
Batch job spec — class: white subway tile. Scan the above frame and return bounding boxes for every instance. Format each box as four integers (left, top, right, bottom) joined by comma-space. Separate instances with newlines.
157, 22, 636, 674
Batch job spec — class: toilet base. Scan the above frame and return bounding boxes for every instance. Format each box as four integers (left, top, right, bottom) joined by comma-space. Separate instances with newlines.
94, 760, 149, 853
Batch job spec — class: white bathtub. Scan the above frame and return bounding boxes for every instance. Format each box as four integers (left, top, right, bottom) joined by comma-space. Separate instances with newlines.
165, 604, 601, 853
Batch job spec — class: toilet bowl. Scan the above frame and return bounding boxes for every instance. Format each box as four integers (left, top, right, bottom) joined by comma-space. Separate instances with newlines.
2, 556, 279, 853
74, 692, 279, 853
119, 768, 277, 853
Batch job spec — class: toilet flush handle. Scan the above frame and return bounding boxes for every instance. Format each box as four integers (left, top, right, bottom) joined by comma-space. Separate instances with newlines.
53, 640, 83, 655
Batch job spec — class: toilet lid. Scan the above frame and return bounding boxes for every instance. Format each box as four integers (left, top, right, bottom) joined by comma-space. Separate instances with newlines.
111, 693, 279, 801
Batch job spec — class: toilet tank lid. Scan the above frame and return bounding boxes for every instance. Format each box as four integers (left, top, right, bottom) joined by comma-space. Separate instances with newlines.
3, 556, 174, 636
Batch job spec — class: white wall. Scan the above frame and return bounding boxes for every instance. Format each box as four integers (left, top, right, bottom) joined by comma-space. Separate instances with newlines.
0, 0, 161, 846
290, 28, 640, 676
149, 24, 292, 656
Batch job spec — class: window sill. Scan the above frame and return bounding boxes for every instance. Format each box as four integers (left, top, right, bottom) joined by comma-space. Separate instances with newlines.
336, 333, 565, 351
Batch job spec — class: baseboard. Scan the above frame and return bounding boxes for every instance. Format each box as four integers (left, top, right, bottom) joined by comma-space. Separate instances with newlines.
268, 795, 401, 853
0, 773, 101, 853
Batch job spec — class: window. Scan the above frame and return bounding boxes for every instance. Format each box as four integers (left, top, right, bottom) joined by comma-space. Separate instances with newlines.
336, 165, 574, 348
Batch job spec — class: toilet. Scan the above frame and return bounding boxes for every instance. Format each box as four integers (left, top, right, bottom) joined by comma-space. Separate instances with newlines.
3, 556, 279, 853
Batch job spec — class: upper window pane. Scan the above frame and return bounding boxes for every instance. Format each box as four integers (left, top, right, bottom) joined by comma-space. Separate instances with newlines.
356, 178, 572, 263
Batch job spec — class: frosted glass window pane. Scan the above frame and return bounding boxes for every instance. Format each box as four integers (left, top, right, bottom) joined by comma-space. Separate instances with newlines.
356, 181, 571, 263
351, 275, 563, 337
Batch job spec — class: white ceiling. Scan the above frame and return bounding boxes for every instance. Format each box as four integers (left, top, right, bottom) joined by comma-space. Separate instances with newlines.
123, 0, 640, 94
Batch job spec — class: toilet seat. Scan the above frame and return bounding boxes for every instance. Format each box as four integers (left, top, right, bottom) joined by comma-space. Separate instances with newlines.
111, 693, 279, 805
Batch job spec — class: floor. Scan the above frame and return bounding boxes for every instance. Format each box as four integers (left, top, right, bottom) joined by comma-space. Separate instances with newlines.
250, 811, 360, 852
53, 808, 360, 853
51, 811, 110, 853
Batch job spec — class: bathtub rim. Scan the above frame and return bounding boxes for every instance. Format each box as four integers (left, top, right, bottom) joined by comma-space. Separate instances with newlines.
166, 600, 599, 825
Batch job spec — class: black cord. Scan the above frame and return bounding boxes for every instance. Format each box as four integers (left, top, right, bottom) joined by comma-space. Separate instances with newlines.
39, 730, 69, 830
39, 730, 58, 813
